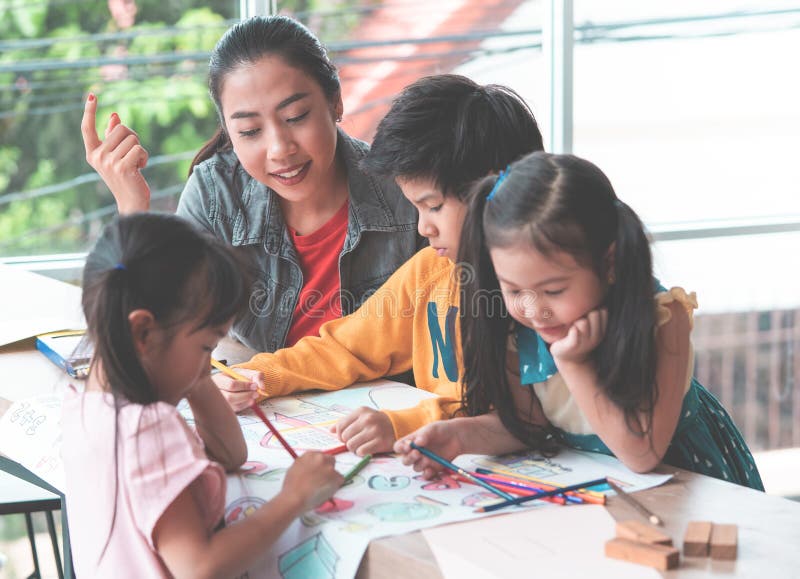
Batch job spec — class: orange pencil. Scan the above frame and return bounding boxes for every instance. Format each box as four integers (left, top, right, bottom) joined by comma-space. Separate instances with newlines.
452, 474, 566, 505
476, 468, 606, 505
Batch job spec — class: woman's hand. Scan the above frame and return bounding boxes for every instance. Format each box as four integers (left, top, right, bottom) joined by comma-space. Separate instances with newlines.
81, 93, 151, 214
550, 308, 607, 366
211, 368, 263, 412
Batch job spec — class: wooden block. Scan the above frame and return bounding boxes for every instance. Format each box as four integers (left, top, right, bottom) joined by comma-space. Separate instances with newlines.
605, 538, 680, 571
683, 521, 712, 557
616, 519, 673, 545
710, 523, 738, 560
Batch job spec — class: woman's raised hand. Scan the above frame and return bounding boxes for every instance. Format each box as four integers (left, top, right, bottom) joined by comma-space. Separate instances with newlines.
81, 93, 151, 214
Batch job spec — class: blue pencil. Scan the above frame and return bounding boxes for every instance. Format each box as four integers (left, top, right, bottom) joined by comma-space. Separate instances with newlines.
475, 468, 585, 504
475, 477, 609, 513
472, 472, 584, 504
408, 442, 515, 501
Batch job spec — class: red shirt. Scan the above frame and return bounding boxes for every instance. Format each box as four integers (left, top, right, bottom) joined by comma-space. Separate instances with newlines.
285, 201, 349, 347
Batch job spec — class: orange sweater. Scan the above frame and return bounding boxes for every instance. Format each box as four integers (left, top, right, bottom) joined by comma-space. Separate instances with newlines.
238, 247, 463, 438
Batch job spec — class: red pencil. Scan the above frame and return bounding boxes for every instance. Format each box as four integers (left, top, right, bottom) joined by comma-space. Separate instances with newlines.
250, 403, 338, 509
250, 403, 298, 458
451, 474, 566, 505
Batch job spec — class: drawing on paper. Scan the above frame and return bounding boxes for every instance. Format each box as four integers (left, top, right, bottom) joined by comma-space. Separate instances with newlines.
472, 453, 571, 480
301, 513, 325, 528
279, 532, 338, 579
315, 498, 354, 514
461, 492, 504, 508
341, 474, 365, 488
368, 475, 410, 491
415, 495, 449, 507
337, 521, 372, 533
240, 461, 269, 477
225, 497, 266, 525
414, 474, 462, 491
245, 408, 346, 454
367, 502, 442, 522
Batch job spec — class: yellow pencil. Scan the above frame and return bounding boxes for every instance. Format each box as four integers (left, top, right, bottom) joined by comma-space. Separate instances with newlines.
210, 357, 250, 382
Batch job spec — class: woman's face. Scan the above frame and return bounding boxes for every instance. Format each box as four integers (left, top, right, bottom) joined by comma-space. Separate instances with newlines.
220, 55, 344, 205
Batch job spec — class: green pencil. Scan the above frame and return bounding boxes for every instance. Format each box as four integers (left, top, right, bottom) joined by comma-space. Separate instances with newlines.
343, 454, 372, 484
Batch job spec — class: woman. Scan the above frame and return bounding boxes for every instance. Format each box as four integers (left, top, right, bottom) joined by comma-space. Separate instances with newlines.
81, 16, 423, 363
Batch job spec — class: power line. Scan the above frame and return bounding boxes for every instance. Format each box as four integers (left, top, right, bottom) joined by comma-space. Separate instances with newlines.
0, 20, 236, 51
0, 184, 184, 250
6, 4, 798, 75
0, 66, 207, 94
0, 51, 211, 74
0, 152, 194, 206
0, 87, 212, 119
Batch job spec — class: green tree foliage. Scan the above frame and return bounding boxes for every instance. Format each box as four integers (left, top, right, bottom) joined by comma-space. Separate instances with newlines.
0, 0, 369, 257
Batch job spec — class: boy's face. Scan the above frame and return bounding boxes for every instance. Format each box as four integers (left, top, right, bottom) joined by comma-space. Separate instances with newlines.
396, 176, 467, 261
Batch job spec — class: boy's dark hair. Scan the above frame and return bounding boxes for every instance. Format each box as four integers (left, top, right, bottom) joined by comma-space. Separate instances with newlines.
191, 15, 340, 171
363, 74, 544, 200
459, 152, 656, 448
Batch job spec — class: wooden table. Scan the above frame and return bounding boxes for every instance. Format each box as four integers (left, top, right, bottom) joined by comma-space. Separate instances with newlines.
3, 269, 800, 578
357, 465, 800, 578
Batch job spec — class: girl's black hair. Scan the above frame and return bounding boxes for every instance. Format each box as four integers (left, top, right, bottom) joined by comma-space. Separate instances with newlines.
190, 15, 340, 173
82, 212, 249, 403
81, 212, 249, 562
458, 152, 657, 445
363, 74, 544, 201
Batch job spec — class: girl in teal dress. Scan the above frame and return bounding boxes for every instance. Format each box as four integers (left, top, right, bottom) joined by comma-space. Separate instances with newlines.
395, 152, 763, 491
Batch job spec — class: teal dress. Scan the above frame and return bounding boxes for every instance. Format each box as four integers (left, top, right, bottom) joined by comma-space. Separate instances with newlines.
515, 286, 764, 492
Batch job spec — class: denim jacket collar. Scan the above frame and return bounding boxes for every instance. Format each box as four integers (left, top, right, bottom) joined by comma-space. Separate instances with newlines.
230, 129, 400, 256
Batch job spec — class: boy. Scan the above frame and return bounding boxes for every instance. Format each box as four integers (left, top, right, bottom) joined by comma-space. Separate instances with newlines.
219, 74, 545, 455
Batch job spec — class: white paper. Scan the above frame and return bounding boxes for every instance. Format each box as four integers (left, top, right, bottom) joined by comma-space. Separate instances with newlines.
0, 392, 66, 489
0, 265, 85, 346
1, 381, 672, 579
423, 505, 660, 579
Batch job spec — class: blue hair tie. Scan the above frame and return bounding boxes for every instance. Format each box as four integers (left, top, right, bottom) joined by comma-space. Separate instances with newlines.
486, 165, 511, 201
113, 263, 126, 271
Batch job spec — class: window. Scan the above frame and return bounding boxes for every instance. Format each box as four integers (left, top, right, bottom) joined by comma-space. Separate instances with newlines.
0, 1, 240, 258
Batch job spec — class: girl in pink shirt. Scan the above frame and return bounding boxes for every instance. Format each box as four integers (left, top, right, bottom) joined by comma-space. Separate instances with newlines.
62, 213, 343, 578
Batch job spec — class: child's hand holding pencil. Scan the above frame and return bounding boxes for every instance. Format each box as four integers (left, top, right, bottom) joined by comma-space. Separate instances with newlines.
280, 452, 344, 512
210, 358, 264, 412
393, 421, 465, 480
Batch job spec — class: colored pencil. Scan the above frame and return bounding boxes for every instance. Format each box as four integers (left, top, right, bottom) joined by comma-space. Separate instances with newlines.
471, 472, 582, 504
343, 454, 372, 484
452, 474, 567, 505
476, 466, 606, 498
250, 402, 337, 508
250, 403, 298, 459
475, 477, 609, 513
474, 469, 590, 504
210, 357, 250, 382
408, 442, 516, 501
607, 479, 662, 526
476, 467, 605, 505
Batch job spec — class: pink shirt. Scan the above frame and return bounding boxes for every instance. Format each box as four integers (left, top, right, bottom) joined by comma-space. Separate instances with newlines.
61, 389, 225, 578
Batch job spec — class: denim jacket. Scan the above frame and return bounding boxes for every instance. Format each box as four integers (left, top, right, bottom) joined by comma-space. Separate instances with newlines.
177, 129, 423, 352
